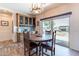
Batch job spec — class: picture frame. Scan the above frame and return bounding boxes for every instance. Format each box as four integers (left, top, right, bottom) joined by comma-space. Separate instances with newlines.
1, 20, 9, 26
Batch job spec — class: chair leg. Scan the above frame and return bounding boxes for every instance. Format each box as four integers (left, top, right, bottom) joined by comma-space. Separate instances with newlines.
54, 51, 55, 55
39, 44, 41, 56
24, 48, 26, 56
51, 50, 53, 56
51, 49, 55, 56
45, 48, 47, 52
54, 48, 55, 55
42, 47, 43, 56
29, 50, 31, 56
24, 50, 26, 56
36, 47, 38, 56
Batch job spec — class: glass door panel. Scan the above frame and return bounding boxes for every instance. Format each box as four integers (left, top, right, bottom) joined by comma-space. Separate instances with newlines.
53, 17, 69, 47
41, 14, 70, 47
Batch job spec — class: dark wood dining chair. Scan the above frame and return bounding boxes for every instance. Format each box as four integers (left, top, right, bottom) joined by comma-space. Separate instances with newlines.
41, 31, 56, 56
23, 32, 39, 56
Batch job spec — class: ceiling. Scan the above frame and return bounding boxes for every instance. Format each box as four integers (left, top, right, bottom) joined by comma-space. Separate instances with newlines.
0, 3, 60, 15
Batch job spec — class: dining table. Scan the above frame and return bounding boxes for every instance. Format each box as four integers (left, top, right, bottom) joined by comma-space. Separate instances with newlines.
29, 34, 52, 56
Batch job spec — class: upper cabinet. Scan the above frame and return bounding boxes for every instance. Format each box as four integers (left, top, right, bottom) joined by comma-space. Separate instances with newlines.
20, 16, 23, 24
29, 17, 33, 26
25, 17, 28, 26
33, 17, 36, 27
19, 16, 24, 27
29, 17, 36, 26
16, 13, 36, 32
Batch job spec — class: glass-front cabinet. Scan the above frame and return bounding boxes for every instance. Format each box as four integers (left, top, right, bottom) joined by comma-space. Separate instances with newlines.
25, 17, 28, 26
16, 13, 36, 42
16, 13, 36, 33
29, 17, 36, 32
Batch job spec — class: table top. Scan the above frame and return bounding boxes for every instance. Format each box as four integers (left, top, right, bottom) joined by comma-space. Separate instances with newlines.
30, 34, 52, 42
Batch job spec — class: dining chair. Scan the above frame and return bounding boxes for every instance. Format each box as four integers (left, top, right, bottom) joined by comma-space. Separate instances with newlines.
23, 32, 39, 56
41, 31, 56, 56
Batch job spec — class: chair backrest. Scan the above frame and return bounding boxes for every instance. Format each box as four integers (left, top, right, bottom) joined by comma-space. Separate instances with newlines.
42, 31, 56, 49
52, 31, 56, 49
17, 33, 21, 42
45, 31, 56, 49
23, 32, 31, 49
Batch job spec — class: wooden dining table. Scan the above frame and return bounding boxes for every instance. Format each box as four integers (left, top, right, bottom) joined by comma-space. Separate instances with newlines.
29, 34, 52, 56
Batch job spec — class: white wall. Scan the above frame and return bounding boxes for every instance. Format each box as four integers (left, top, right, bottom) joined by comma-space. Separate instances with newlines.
0, 13, 12, 41
0, 7, 30, 42
36, 3, 79, 51
69, 4, 79, 51
9, 9, 31, 42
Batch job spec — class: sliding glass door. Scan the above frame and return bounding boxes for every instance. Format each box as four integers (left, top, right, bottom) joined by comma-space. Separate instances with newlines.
53, 16, 70, 47
41, 13, 71, 47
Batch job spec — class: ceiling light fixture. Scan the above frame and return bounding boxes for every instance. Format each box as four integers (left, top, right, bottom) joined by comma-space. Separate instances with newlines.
31, 3, 42, 15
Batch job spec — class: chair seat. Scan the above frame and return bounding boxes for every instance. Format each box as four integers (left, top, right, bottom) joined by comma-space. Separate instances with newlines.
23, 32, 39, 56
30, 42, 38, 50
41, 31, 56, 56
41, 43, 53, 50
